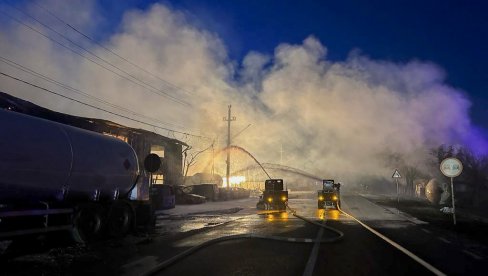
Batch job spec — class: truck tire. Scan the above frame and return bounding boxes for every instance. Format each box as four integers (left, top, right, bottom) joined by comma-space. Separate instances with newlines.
107, 202, 132, 238
318, 202, 324, 209
71, 203, 105, 243
256, 201, 265, 210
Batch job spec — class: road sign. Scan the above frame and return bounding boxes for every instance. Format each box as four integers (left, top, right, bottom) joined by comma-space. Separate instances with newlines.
440, 158, 463, 177
392, 169, 402, 205
392, 169, 402, 178
440, 157, 463, 226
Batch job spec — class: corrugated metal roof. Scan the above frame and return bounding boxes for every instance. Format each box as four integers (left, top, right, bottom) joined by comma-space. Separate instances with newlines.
0, 91, 188, 147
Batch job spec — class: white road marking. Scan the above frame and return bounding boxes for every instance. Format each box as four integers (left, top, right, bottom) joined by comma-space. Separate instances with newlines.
339, 208, 446, 276
302, 220, 326, 276
421, 228, 431, 234
382, 206, 428, 225
121, 255, 159, 276
437, 237, 451, 244
463, 250, 483, 260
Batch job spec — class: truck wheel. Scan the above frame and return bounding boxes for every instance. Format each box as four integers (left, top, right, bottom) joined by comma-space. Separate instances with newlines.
256, 201, 265, 210
107, 202, 132, 238
71, 204, 105, 243
317, 202, 323, 209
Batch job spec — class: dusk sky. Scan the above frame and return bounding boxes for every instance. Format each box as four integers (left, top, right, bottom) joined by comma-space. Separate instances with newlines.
92, 0, 488, 128
2, 0, 488, 176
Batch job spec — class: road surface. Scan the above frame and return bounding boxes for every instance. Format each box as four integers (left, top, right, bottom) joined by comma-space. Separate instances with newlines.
118, 192, 485, 276
3, 192, 486, 275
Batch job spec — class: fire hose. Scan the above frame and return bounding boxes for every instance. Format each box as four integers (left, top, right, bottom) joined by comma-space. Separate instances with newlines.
142, 202, 344, 276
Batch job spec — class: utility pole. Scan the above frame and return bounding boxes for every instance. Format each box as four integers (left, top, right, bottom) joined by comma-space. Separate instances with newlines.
223, 105, 236, 189
211, 139, 215, 177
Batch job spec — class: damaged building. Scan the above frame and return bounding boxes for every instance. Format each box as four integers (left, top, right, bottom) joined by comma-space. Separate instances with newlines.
0, 91, 186, 206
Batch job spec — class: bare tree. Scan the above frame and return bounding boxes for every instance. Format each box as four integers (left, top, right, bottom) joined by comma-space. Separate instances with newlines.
182, 142, 214, 184
401, 165, 423, 196
383, 151, 424, 196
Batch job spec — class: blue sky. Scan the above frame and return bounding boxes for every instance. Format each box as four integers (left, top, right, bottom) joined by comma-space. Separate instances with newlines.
186, 0, 488, 128
2, 0, 488, 172
9, 0, 482, 128
88, 0, 488, 128
198, 0, 487, 130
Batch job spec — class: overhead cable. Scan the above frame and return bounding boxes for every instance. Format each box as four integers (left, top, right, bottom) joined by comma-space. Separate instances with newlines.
0, 7, 191, 107
32, 1, 196, 98
0, 71, 210, 139
0, 56, 188, 130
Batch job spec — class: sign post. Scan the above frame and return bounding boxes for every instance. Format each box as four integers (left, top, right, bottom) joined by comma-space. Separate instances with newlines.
440, 158, 463, 225
392, 169, 402, 206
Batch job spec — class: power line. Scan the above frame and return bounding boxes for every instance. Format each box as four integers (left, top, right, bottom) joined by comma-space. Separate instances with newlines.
0, 6, 191, 107
32, 1, 196, 98
5, 4, 191, 105
0, 71, 210, 139
232, 123, 251, 140
0, 55, 187, 130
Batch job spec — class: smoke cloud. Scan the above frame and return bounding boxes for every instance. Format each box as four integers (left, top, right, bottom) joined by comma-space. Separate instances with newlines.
1, 1, 486, 184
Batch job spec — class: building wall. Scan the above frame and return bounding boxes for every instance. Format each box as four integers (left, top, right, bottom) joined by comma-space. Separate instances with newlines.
163, 143, 183, 186
129, 134, 184, 200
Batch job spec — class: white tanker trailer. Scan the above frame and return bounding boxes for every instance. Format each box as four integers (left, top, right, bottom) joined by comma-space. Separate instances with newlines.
0, 109, 158, 242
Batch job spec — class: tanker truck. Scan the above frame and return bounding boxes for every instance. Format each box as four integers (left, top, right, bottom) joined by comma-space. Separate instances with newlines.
0, 109, 161, 243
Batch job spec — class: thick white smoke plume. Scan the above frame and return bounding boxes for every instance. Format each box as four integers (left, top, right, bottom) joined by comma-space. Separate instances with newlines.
0, 1, 485, 183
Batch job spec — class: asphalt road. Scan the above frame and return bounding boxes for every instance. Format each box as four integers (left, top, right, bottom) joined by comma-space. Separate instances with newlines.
4, 193, 485, 275
136, 194, 445, 276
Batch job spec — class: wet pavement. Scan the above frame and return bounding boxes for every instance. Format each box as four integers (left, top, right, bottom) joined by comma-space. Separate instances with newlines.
143, 193, 486, 275
132, 193, 435, 276
2, 192, 487, 275
357, 194, 488, 275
